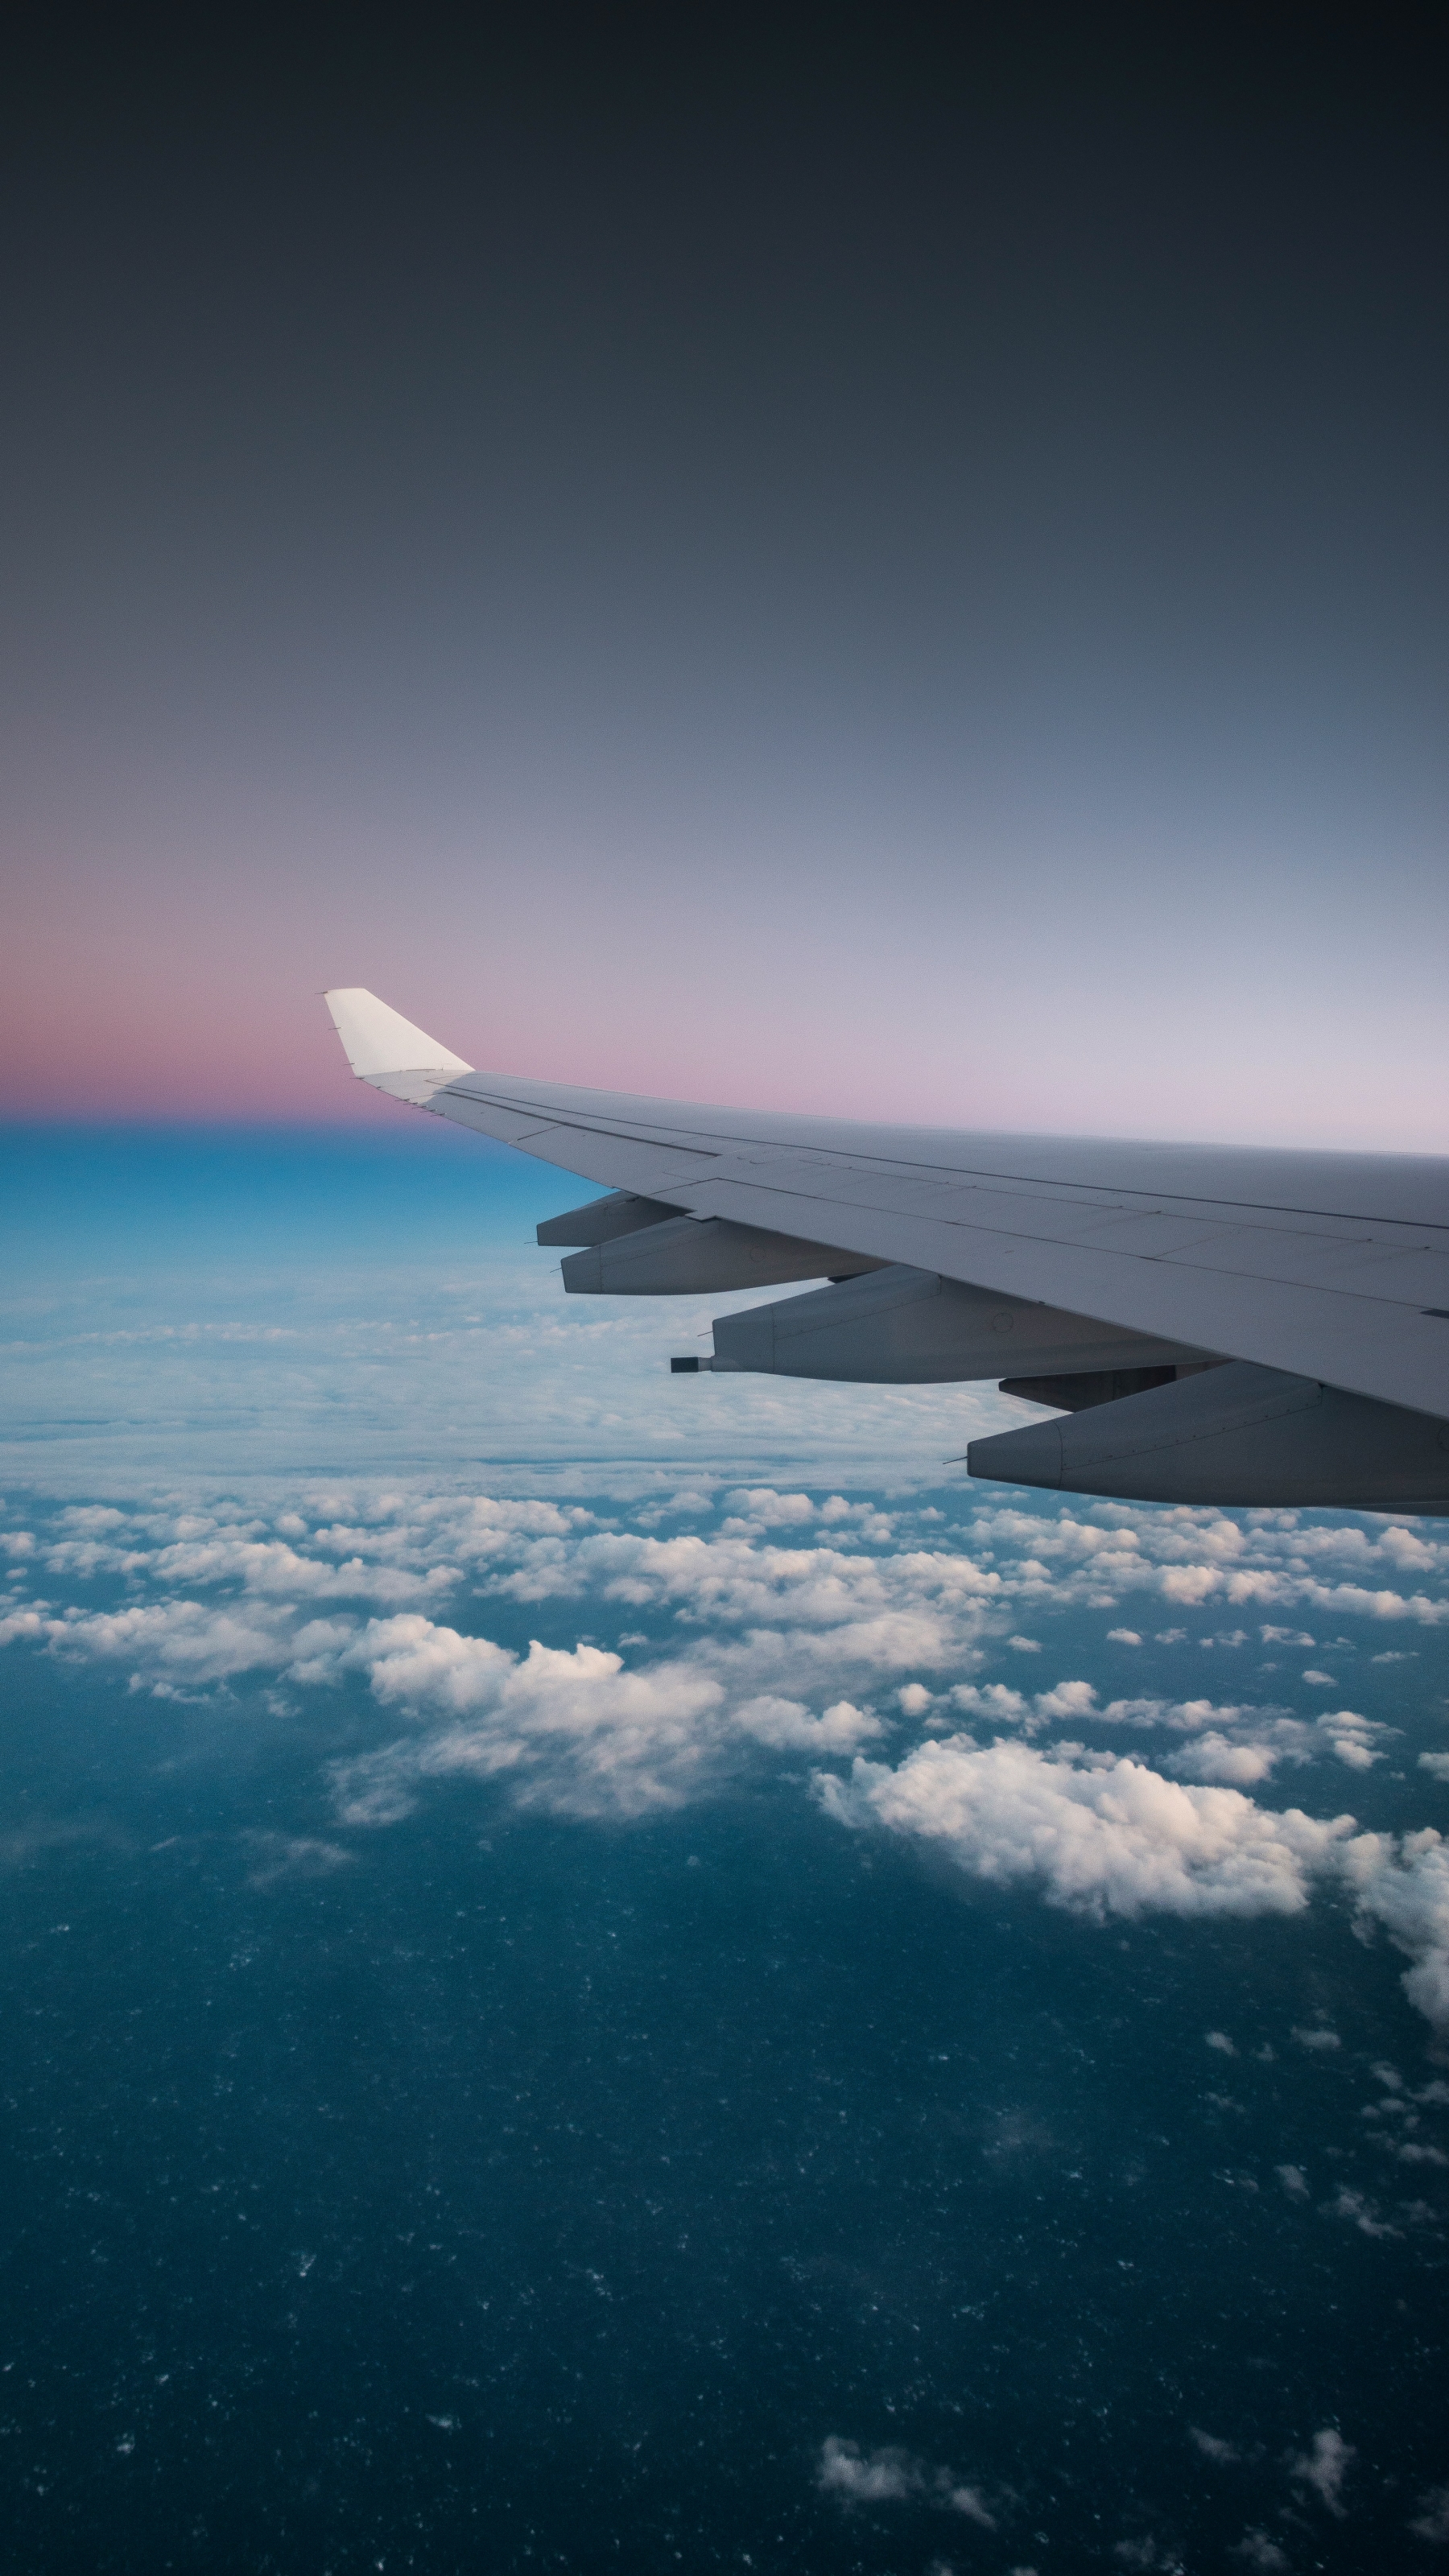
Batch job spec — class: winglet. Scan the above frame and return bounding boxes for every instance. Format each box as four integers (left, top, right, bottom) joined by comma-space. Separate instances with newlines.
324, 988, 473, 1105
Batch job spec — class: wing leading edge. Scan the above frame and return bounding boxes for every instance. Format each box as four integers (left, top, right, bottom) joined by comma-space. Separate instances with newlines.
323, 989, 1449, 1513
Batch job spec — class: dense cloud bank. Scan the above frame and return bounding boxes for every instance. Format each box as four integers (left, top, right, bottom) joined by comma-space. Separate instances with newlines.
5, 1480, 1449, 2037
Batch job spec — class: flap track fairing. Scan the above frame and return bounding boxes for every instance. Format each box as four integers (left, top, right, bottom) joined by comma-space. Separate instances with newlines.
563, 1216, 881, 1296
708, 1264, 1208, 1386
536, 1192, 685, 1248
969, 1361, 1449, 1510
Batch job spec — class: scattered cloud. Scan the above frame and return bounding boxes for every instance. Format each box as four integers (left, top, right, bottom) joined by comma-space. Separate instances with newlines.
1032, 1680, 1101, 1719
1312, 1711, 1389, 1771
722, 1488, 818, 1527
242, 1833, 356, 1889
1172, 1732, 1280, 1786
818, 2438, 919, 2504
0, 1814, 131, 1870
1287, 2427, 1355, 2516
817, 2438, 995, 2524
1410, 2485, 1449, 2544
817, 1738, 1358, 1923
6, 1481, 1449, 2035
14, 1596, 295, 1689
1344, 1830, 1449, 2041
1320, 2187, 1398, 2240
333, 1624, 729, 1821
733, 1695, 883, 1753
1229, 2533, 1290, 2571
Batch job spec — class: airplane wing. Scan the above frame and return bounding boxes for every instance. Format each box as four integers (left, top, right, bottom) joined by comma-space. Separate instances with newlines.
323, 989, 1449, 1513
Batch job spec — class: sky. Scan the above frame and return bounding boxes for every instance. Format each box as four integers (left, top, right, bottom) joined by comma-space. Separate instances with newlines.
2, 11, 1446, 1146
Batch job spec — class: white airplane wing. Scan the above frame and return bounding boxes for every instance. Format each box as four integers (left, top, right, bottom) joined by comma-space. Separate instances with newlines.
324, 989, 1449, 1513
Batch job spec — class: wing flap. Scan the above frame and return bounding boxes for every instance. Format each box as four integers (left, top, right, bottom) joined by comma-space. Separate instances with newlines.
671, 1163, 1449, 1422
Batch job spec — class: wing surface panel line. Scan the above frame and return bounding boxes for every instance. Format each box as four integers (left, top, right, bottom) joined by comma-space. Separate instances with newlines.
439, 1078, 1449, 1234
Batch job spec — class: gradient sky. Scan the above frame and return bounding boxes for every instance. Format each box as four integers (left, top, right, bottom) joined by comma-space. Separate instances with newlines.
3, 15, 1445, 1146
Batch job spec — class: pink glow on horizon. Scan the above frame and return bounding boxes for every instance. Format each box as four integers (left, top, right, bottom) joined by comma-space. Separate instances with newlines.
5, 895, 1446, 1155
5, 787, 1446, 1152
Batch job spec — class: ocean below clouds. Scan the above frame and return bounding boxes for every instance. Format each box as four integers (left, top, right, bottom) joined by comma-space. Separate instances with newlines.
2, 1129, 1448, 2572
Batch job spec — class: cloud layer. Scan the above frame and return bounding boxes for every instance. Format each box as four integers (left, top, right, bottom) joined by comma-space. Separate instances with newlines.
6, 1480, 1449, 2035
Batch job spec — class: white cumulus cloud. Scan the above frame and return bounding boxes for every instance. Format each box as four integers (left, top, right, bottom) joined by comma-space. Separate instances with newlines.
1344, 1829, 1449, 2041
815, 1736, 1358, 1922
6, 1480, 1449, 2039
733, 1696, 883, 1752
334, 1620, 728, 1821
